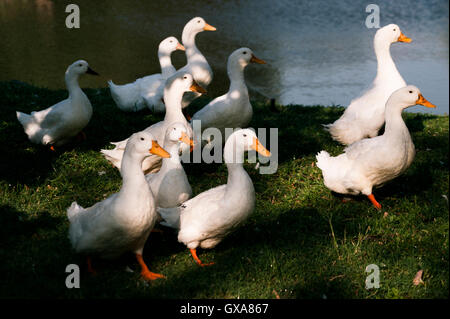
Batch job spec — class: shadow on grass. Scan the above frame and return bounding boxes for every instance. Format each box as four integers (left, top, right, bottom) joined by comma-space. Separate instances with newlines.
0, 205, 62, 244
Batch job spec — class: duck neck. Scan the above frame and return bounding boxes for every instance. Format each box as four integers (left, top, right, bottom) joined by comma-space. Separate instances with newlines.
224, 140, 247, 185
65, 72, 83, 97
120, 152, 149, 193
158, 51, 175, 78
160, 142, 182, 171
182, 29, 204, 62
228, 60, 247, 93
163, 89, 184, 120
384, 103, 408, 137
374, 41, 399, 83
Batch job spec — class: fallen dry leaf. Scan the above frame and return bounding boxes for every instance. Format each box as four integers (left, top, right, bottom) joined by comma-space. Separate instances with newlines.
272, 289, 280, 299
413, 270, 424, 286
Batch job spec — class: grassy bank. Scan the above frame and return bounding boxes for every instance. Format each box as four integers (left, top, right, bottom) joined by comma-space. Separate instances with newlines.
0, 81, 448, 299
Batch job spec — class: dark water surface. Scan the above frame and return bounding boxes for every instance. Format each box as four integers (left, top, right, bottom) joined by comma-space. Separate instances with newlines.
0, 0, 448, 114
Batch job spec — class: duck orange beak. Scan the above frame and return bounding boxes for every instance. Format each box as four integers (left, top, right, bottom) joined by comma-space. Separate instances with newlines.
416, 93, 436, 108
250, 54, 266, 64
150, 140, 171, 158
251, 137, 271, 157
190, 80, 207, 94
397, 32, 412, 43
176, 43, 185, 51
203, 23, 216, 31
179, 132, 194, 146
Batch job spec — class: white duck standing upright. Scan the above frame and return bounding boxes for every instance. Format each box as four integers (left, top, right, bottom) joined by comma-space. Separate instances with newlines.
191, 47, 266, 147
178, 17, 216, 109
145, 122, 193, 209
67, 131, 170, 280
101, 73, 205, 174
108, 36, 185, 112
316, 85, 435, 209
158, 129, 271, 266
16, 60, 99, 150
323, 24, 412, 145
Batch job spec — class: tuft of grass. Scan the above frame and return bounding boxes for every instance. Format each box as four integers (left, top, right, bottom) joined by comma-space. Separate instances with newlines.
0, 81, 448, 299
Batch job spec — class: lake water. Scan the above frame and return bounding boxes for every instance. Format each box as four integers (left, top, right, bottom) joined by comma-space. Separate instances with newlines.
0, 0, 448, 114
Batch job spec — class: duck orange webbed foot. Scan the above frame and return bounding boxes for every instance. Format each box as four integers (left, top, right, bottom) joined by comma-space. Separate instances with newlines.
367, 194, 382, 210
182, 109, 192, 121
76, 131, 87, 142
86, 256, 97, 276
136, 253, 165, 281
49, 145, 56, 152
190, 248, 214, 267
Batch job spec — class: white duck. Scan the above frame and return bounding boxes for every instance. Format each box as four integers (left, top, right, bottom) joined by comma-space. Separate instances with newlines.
316, 85, 435, 209
101, 73, 205, 174
16, 60, 98, 149
145, 122, 193, 209
191, 48, 266, 147
67, 131, 170, 280
158, 129, 271, 266
178, 17, 216, 109
108, 36, 185, 112
323, 24, 412, 145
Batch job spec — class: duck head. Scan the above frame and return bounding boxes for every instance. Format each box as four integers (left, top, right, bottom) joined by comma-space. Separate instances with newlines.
184, 17, 216, 35
165, 122, 194, 149
225, 129, 271, 164
127, 131, 170, 160
66, 60, 99, 77
229, 48, 266, 69
388, 85, 436, 110
165, 72, 206, 96
375, 24, 412, 47
159, 36, 185, 55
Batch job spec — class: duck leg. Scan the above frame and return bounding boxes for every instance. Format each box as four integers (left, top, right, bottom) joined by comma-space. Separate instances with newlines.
135, 254, 165, 281
150, 228, 164, 234
189, 249, 214, 267
76, 131, 87, 142
49, 145, 56, 152
182, 108, 192, 121
86, 256, 97, 275
367, 194, 382, 210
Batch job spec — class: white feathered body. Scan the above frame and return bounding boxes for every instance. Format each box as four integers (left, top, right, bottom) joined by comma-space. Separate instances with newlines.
325, 25, 408, 145
145, 140, 192, 209
325, 75, 405, 145
102, 74, 194, 174
192, 87, 252, 142
67, 186, 155, 259
316, 124, 415, 196
68, 132, 158, 259
108, 74, 168, 113
159, 166, 255, 250
101, 117, 192, 174
16, 90, 92, 146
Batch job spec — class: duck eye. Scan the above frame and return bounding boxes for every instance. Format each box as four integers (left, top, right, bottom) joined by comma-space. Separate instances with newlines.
243, 51, 247, 54
140, 137, 144, 141
243, 134, 247, 137
409, 90, 413, 93
183, 76, 188, 79
198, 20, 201, 23
393, 29, 396, 31
79, 64, 83, 67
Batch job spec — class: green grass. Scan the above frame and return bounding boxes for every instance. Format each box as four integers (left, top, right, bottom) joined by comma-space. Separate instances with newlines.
0, 80, 448, 299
